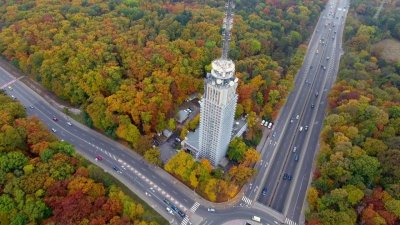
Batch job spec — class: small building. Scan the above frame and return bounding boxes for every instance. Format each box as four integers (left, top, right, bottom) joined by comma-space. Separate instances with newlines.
162, 129, 173, 138
176, 110, 190, 124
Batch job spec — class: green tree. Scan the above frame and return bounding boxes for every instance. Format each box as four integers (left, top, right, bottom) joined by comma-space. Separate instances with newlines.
227, 137, 247, 162
144, 148, 162, 166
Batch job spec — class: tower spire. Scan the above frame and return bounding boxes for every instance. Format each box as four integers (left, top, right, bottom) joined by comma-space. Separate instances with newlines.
221, 0, 235, 60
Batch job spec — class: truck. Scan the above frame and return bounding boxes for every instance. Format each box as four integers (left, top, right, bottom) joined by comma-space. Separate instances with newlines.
252, 216, 261, 222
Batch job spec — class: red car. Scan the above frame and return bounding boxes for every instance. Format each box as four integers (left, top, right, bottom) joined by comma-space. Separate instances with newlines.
95, 155, 103, 161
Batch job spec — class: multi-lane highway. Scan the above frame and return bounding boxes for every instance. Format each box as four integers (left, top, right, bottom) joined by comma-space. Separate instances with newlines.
245, 0, 349, 224
0, 0, 349, 224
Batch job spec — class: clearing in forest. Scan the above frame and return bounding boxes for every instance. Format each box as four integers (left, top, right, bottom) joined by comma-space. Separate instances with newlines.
373, 38, 400, 63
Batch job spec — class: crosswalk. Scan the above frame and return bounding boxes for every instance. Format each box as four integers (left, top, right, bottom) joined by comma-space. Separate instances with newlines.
285, 218, 298, 225
241, 196, 252, 205
181, 216, 190, 225
190, 202, 200, 212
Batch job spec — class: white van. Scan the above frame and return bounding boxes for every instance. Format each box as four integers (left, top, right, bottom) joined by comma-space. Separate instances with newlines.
252, 216, 261, 222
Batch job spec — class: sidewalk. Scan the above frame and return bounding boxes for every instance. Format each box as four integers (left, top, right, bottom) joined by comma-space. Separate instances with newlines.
0, 57, 81, 115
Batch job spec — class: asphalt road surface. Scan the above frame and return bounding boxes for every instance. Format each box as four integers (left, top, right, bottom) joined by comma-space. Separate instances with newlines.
248, 0, 349, 223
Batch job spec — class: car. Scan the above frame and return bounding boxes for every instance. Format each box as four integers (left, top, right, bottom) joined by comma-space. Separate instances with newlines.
252, 216, 261, 222
326, 57, 330, 60
311, 104, 315, 108
8, 86, 12, 90
113, 165, 122, 173
315, 91, 319, 97
166, 207, 174, 215
294, 153, 299, 161
267, 122, 273, 129
52, 116, 58, 121
51, 128, 57, 133
283, 173, 288, 180
296, 114, 300, 120
288, 175, 293, 181
208, 208, 215, 212
299, 126, 303, 132
323, 66, 327, 70
175, 137, 181, 143
95, 155, 103, 161
177, 210, 186, 218
261, 120, 265, 126
67, 121, 72, 126
263, 121, 269, 127
29, 105, 34, 109
305, 125, 309, 131
316, 49, 319, 54
293, 146, 297, 153
262, 188, 268, 196
11, 95, 16, 99
290, 119, 294, 123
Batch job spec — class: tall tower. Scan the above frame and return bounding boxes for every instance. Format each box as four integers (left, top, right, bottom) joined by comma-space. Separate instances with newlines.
198, 0, 238, 166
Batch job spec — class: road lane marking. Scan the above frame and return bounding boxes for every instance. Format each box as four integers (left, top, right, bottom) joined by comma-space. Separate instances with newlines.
181, 216, 190, 225
285, 218, 298, 225
190, 202, 200, 212
241, 196, 252, 205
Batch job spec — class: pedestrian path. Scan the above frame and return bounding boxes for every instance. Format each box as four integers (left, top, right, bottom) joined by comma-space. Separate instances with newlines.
181, 216, 190, 225
190, 202, 200, 212
285, 218, 298, 225
242, 196, 252, 205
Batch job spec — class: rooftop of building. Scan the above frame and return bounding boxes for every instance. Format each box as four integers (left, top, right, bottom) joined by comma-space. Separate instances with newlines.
176, 109, 190, 124
211, 59, 235, 79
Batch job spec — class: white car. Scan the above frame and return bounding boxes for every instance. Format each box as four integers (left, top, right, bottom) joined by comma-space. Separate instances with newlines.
293, 147, 297, 153
166, 207, 174, 215
207, 208, 215, 212
296, 114, 300, 120
267, 122, 273, 129
67, 121, 72, 126
261, 120, 265, 126
299, 126, 303, 132
264, 121, 269, 127
51, 128, 57, 133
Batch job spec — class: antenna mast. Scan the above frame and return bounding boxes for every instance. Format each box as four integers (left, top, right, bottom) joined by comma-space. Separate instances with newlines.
221, 0, 235, 60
